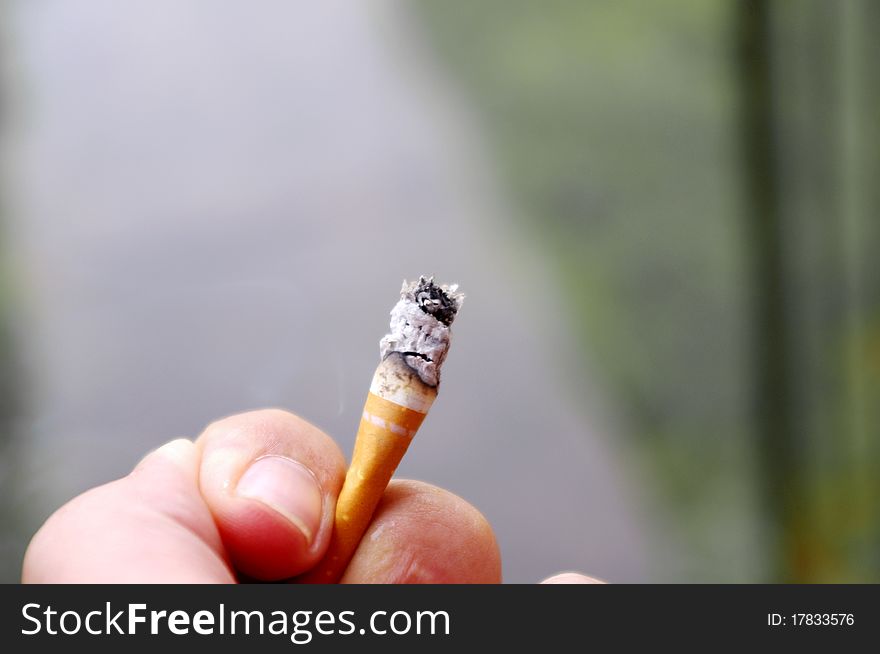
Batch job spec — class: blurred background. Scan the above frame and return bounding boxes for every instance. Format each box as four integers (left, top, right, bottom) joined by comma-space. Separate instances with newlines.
0, 0, 877, 583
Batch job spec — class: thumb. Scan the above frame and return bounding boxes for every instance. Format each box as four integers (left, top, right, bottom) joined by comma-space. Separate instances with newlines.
194, 409, 346, 581
23, 439, 234, 583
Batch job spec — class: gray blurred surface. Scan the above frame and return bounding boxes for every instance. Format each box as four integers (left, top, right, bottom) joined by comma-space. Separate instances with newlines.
7, 0, 648, 582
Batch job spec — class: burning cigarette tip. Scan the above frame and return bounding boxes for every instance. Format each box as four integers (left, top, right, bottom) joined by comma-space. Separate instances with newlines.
403, 275, 465, 326
380, 276, 464, 388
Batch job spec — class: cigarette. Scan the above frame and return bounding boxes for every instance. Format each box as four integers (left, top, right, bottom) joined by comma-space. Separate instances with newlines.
301, 276, 464, 583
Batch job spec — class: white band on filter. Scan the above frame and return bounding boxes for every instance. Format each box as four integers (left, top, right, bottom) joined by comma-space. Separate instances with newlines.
361, 410, 417, 438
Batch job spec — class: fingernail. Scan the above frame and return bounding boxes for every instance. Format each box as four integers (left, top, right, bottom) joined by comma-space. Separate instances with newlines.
236, 456, 323, 544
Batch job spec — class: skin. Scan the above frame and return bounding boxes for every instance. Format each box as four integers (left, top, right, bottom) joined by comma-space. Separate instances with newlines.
22, 409, 598, 584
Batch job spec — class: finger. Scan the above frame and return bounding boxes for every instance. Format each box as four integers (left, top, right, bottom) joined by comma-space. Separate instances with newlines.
339, 480, 501, 583
541, 572, 605, 584
23, 439, 234, 583
197, 409, 347, 580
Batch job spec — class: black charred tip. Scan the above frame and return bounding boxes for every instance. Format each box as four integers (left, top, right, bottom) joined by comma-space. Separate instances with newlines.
411, 276, 461, 326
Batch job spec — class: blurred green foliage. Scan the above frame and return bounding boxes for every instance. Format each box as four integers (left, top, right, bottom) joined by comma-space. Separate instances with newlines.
0, 2, 24, 582
417, 0, 879, 581
0, 257, 21, 583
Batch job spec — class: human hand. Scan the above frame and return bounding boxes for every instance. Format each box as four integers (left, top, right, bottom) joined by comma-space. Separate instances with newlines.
22, 409, 598, 584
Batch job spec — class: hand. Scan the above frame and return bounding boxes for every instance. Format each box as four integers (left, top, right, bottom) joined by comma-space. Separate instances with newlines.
22, 409, 598, 584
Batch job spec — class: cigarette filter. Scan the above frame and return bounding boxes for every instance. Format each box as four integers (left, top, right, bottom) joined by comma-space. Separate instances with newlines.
301, 276, 463, 583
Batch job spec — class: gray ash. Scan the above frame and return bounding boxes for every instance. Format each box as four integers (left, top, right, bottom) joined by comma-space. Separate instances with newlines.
381, 277, 464, 386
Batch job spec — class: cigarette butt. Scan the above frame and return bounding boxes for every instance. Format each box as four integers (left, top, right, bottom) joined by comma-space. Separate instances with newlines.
300, 277, 463, 583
